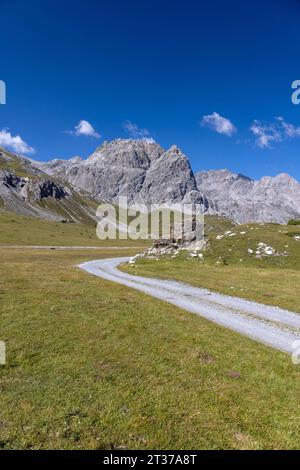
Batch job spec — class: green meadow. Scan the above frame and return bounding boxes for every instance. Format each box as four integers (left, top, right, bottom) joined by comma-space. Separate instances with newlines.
1, 213, 300, 449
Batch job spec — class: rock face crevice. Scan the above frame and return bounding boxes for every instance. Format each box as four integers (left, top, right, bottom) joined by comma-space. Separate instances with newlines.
2, 171, 21, 189
20, 179, 69, 202
1, 169, 68, 203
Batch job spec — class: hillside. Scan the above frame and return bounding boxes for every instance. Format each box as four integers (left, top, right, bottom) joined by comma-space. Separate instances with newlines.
123, 215, 300, 310
0, 148, 99, 224
1, 140, 300, 225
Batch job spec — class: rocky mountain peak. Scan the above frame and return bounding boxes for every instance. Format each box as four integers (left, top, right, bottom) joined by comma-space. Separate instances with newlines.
196, 168, 300, 223
2, 140, 299, 224
34, 139, 202, 205
68, 156, 83, 164
86, 138, 164, 168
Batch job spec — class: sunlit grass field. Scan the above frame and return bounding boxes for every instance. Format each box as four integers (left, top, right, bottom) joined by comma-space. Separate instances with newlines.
0, 211, 148, 248
123, 218, 300, 311
1, 245, 300, 449
1, 214, 300, 449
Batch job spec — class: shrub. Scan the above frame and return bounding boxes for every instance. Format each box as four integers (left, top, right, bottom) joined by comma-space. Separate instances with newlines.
288, 220, 300, 226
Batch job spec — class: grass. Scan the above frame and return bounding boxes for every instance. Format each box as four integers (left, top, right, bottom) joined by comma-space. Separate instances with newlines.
0, 153, 37, 179
288, 220, 300, 226
1, 247, 300, 449
0, 211, 149, 248
0, 148, 113, 225
123, 217, 300, 312
1, 214, 300, 449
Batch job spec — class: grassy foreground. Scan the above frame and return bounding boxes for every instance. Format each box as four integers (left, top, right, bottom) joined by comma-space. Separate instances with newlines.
0, 211, 148, 248
1, 247, 300, 449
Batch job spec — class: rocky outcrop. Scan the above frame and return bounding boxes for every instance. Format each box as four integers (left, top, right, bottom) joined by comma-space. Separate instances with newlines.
0, 169, 70, 220
2, 170, 21, 189
42, 139, 207, 206
138, 145, 196, 202
0, 149, 98, 223
20, 179, 69, 202
195, 169, 300, 224
1, 169, 68, 202
34, 156, 84, 176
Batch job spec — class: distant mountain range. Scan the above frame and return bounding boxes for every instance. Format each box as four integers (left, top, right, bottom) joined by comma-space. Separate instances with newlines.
195, 169, 300, 224
1, 139, 300, 224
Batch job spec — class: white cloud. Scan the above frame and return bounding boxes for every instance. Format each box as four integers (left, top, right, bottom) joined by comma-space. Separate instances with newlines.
250, 117, 300, 148
0, 128, 35, 154
200, 112, 237, 136
250, 120, 281, 148
277, 116, 300, 138
122, 120, 154, 142
68, 120, 100, 138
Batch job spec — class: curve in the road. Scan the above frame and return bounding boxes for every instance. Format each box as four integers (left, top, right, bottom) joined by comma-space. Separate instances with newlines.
78, 257, 300, 354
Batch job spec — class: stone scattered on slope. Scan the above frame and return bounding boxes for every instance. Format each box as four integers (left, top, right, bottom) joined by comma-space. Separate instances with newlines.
246, 242, 288, 258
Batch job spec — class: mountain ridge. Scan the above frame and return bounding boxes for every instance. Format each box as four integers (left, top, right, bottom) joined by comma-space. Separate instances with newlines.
195, 169, 300, 223
1, 139, 300, 224
39, 139, 207, 206
0, 148, 98, 223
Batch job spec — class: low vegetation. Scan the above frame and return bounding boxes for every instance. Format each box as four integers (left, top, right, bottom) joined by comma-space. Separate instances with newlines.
1, 214, 300, 449
0, 211, 148, 248
288, 219, 300, 226
0, 151, 36, 179
123, 216, 300, 311
1, 247, 300, 450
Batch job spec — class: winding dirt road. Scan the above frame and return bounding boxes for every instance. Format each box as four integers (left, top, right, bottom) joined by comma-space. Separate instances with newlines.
79, 257, 300, 354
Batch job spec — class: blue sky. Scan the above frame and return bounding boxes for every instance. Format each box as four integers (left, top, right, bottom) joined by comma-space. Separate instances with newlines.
1, 0, 300, 180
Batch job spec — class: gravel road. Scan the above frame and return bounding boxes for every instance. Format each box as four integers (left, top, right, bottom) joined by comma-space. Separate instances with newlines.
79, 257, 300, 354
